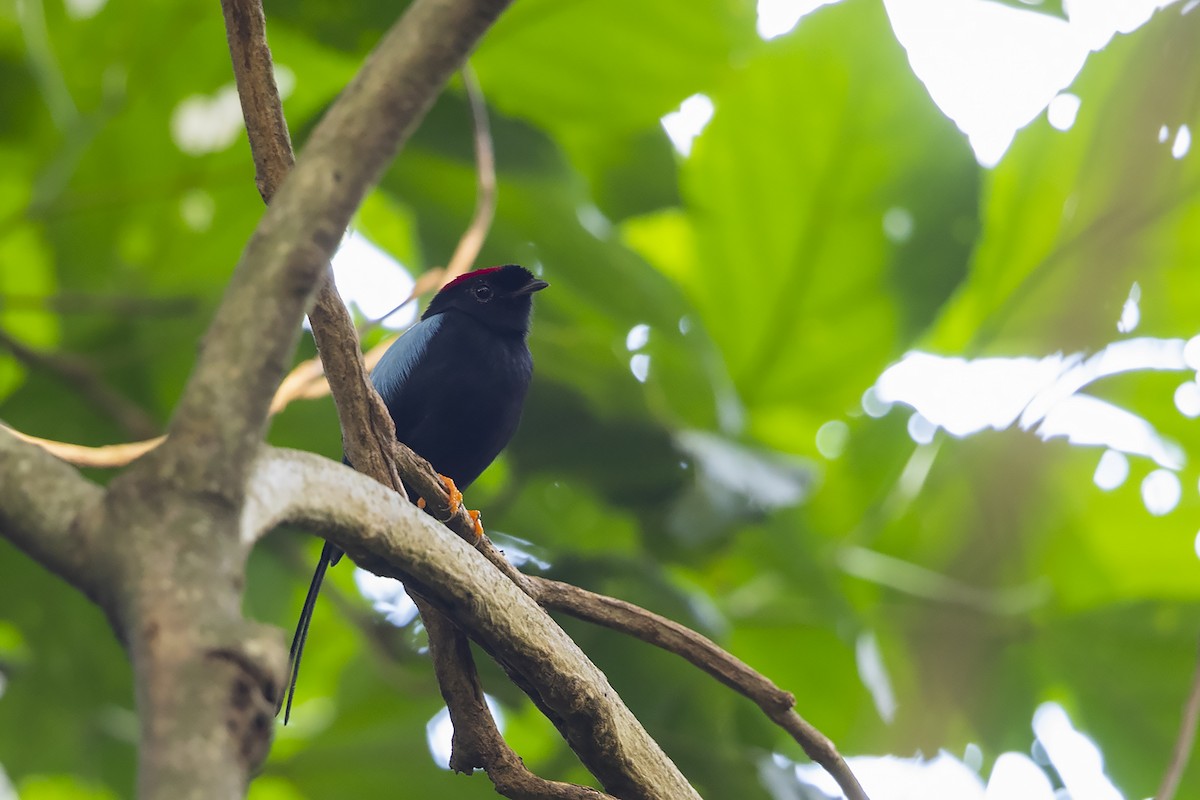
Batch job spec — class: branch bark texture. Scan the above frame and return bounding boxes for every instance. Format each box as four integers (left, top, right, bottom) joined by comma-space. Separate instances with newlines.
246, 447, 699, 800
0, 431, 105, 601
533, 579, 869, 800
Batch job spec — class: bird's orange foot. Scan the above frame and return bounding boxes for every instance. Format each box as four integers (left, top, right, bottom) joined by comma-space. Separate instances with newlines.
468, 509, 484, 541
416, 474, 463, 516
439, 474, 463, 515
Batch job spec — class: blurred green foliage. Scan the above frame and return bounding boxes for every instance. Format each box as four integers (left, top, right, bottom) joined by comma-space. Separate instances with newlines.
1, 0, 1198, 798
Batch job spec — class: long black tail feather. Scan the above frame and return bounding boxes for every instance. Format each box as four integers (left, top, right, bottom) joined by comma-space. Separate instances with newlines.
284, 540, 342, 724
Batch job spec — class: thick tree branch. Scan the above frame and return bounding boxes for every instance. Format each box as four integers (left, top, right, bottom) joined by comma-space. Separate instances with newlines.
0, 428, 106, 601
422, 599, 614, 800
246, 445, 870, 798
0, 434, 277, 800
244, 446, 700, 800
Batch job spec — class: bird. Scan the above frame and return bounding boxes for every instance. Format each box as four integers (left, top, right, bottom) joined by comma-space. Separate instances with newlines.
284, 264, 548, 722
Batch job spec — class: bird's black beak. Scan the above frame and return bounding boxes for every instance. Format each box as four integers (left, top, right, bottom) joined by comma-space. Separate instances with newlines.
514, 278, 549, 296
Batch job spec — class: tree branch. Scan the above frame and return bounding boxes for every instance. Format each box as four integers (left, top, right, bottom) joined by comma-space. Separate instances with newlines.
0, 427, 106, 601
253, 438, 872, 798
421, 598, 615, 800
0, 430, 276, 800
0, 422, 163, 469
220, 0, 294, 202
244, 446, 699, 800
531, 579, 869, 800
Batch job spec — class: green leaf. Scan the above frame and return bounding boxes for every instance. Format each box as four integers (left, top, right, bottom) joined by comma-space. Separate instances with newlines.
930, 2, 1200, 354
473, 0, 754, 138
632, 0, 978, 449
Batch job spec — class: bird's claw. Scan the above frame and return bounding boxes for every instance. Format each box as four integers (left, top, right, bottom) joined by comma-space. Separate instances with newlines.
416, 473, 463, 517
416, 496, 483, 540
440, 475, 463, 516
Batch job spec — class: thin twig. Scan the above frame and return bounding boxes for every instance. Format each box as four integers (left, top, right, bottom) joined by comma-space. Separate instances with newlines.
0, 423, 163, 468
220, 0, 294, 200
445, 66, 498, 280
1156, 638, 1200, 800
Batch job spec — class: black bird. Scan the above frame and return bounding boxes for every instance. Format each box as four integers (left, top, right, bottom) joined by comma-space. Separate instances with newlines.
285, 264, 548, 722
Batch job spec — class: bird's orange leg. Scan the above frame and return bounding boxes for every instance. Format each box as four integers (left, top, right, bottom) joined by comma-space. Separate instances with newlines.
417, 475, 482, 540
440, 474, 464, 515
417, 473, 462, 514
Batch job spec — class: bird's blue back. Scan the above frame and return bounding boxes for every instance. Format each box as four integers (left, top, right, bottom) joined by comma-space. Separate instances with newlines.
370, 314, 444, 404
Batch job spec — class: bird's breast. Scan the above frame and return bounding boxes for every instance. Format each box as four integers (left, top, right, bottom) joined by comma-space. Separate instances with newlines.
378, 319, 533, 489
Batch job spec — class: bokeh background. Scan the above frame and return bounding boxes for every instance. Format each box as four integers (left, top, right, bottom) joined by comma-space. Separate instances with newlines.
1, 0, 1199, 797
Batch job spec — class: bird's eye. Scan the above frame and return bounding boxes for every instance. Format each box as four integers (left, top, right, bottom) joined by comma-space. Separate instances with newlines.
473, 284, 494, 302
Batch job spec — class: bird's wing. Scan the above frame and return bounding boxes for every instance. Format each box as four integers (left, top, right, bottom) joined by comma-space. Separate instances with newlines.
371, 314, 445, 399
